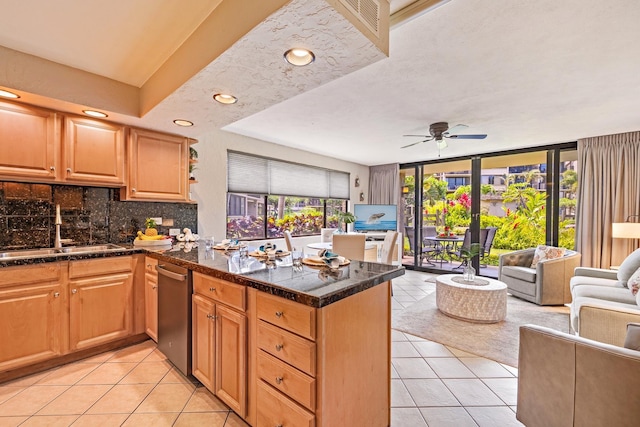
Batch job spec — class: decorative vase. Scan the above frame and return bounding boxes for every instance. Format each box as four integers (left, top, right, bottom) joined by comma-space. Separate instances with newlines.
463, 263, 476, 282
334, 220, 345, 234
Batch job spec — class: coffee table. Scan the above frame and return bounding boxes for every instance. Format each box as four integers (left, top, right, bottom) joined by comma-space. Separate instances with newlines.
435, 274, 507, 323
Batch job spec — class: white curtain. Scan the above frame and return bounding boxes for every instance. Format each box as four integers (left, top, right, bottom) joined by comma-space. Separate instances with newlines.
576, 131, 640, 268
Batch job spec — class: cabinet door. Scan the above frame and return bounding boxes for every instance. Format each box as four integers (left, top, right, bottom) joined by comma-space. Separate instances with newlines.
0, 283, 63, 371
215, 304, 247, 417
0, 100, 59, 181
126, 128, 188, 202
192, 294, 215, 391
144, 271, 158, 342
69, 272, 133, 351
63, 115, 125, 185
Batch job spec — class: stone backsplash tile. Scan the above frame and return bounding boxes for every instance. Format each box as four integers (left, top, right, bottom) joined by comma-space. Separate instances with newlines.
0, 182, 197, 250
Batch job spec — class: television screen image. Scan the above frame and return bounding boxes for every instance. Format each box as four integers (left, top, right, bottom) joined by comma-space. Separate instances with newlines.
353, 204, 398, 232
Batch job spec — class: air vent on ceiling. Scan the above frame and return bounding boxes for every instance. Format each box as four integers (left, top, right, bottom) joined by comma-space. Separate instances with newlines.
341, 0, 380, 35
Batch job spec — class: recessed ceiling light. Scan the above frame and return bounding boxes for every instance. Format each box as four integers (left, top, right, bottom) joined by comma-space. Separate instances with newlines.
0, 89, 20, 99
213, 93, 238, 104
173, 119, 194, 127
83, 109, 108, 118
283, 48, 315, 66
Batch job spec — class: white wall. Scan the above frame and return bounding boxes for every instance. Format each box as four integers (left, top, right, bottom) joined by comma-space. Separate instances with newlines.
190, 129, 370, 240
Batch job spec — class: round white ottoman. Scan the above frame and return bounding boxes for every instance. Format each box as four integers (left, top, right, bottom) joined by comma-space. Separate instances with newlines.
436, 274, 507, 323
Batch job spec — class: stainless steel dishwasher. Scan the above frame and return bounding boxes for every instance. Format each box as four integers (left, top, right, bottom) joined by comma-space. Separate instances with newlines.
156, 262, 192, 376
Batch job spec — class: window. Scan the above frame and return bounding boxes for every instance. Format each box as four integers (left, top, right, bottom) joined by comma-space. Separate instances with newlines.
226, 152, 350, 240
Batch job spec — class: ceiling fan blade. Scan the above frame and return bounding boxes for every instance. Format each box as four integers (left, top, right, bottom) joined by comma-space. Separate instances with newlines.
443, 124, 468, 135
403, 134, 430, 137
447, 134, 487, 140
401, 139, 430, 148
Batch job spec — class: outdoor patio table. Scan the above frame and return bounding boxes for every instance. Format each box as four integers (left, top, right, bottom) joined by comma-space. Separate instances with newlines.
424, 235, 464, 266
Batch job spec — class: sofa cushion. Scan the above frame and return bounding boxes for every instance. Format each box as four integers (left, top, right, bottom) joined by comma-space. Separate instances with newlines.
572, 284, 636, 305
617, 248, 640, 288
624, 323, 640, 351
570, 275, 619, 291
628, 266, 640, 297
501, 265, 537, 282
531, 245, 566, 268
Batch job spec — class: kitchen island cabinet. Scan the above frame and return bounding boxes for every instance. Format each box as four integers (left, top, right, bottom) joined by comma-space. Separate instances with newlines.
147, 246, 403, 427
192, 272, 247, 417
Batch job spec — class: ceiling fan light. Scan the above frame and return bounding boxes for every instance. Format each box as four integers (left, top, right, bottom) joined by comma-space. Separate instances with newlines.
436, 139, 448, 150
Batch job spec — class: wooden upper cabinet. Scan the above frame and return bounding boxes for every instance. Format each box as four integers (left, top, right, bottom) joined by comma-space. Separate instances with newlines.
63, 115, 125, 185
126, 128, 189, 202
0, 100, 59, 181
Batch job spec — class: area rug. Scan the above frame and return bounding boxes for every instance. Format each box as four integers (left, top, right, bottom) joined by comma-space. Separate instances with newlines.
392, 293, 570, 367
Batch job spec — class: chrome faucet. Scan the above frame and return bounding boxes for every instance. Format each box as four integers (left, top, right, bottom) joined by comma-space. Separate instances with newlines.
54, 204, 63, 249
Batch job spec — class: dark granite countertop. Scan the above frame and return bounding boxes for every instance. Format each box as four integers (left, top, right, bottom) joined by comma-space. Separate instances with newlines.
0, 243, 405, 308
146, 245, 405, 308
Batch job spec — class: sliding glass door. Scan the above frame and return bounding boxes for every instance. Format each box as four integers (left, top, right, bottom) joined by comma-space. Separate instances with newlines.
401, 144, 578, 278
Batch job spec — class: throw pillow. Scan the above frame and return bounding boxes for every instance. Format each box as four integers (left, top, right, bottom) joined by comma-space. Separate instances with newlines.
530, 245, 566, 268
616, 248, 640, 288
623, 323, 640, 351
629, 266, 640, 303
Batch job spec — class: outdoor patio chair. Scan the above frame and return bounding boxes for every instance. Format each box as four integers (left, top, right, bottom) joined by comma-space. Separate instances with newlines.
405, 226, 437, 265
480, 226, 497, 266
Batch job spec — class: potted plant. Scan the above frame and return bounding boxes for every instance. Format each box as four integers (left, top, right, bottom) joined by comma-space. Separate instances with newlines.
460, 243, 482, 281
335, 211, 356, 233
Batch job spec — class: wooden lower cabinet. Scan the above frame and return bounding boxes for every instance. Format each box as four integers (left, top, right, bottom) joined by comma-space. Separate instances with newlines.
192, 273, 247, 417
144, 257, 158, 342
68, 257, 134, 351
0, 263, 65, 372
248, 282, 391, 427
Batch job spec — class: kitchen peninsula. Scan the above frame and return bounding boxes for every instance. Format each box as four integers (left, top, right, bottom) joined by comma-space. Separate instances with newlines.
0, 245, 404, 427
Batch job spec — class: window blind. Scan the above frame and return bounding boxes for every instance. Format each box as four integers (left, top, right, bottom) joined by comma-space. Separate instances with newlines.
227, 151, 350, 199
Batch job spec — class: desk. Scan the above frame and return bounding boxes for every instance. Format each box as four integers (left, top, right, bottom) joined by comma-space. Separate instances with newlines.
424, 236, 463, 265
307, 242, 378, 262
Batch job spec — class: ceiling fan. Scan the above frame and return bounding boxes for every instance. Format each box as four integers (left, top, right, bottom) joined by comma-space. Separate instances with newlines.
402, 122, 487, 150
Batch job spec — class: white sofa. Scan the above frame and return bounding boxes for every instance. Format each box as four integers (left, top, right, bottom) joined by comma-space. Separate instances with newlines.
569, 248, 640, 346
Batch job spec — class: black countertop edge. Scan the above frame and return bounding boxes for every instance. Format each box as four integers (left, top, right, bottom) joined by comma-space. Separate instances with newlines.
0, 247, 144, 267
146, 250, 405, 308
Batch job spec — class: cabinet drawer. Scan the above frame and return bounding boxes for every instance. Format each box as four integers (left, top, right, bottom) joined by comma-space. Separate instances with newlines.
193, 272, 245, 311
257, 380, 315, 427
257, 321, 316, 377
257, 292, 316, 340
69, 256, 132, 278
0, 263, 62, 287
145, 257, 158, 274
258, 350, 316, 412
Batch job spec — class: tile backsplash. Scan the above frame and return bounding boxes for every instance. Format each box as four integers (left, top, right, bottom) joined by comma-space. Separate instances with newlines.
0, 182, 197, 250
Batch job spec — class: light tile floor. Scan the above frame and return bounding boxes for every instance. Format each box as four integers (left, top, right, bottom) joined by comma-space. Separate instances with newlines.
0, 269, 523, 426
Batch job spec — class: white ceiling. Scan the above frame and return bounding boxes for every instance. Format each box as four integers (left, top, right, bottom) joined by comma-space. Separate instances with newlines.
1, 0, 640, 166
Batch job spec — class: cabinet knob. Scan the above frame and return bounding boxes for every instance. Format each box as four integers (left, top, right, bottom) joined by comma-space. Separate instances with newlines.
207, 314, 217, 320
275, 311, 283, 318
53, 292, 60, 298
151, 285, 157, 290
66, 167, 71, 173
71, 289, 77, 294
209, 287, 216, 292
132, 188, 136, 192
275, 376, 283, 384
50, 166, 55, 171
275, 344, 283, 351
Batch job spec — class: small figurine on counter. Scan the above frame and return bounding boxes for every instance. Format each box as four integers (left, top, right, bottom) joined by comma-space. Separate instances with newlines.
176, 228, 199, 242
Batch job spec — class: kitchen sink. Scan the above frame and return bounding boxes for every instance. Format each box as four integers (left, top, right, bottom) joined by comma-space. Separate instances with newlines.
0, 244, 126, 260
56, 244, 125, 254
